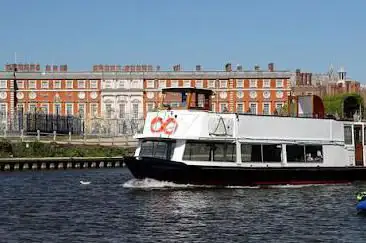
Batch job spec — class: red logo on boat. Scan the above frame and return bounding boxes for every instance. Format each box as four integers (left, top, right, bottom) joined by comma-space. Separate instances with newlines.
150, 117, 178, 135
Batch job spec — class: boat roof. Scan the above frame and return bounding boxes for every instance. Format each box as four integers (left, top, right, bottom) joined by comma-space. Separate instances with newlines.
161, 87, 214, 95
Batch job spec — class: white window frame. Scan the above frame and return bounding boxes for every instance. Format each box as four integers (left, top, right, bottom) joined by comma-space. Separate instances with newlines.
131, 80, 139, 89
276, 79, 283, 88
219, 103, 229, 112
78, 103, 85, 117
171, 80, 178, 87
195, 80, 203, 88
117, 80, 125, 89
236, 79, 244, 88
40, 103, 49, 114
208, 80, 215, 88
105, 104, 113, 119
159, 80, 166, 88
275, 102, 284, 113
250, 79, 257, 88
54, 103, 61, 115
104, 80, 113, 89
66, 80, 73, 89
29, 80, 36, 89
211, 103, 216, 112
147, 80, 155, 88
146, 102, 154, 112
28, 104, 36, 113
132, 103, 139, 119
66, 103, 73, 115
41, 80, 49, 89
90, 80, 98, 89
119, 103, 126, 118
183, 80, 191, 87
263, 79, 270, 88
249, 102, 257, 114
263, 102, 271, 115
77, 80, 86, 89
90, 103, 98, 117
0, 103, 7, 116
0, 80, 7, 89
236, 103, 244, 113
17, 80, 24, 89
220, 80, 227, 88
54, 80, 61, 89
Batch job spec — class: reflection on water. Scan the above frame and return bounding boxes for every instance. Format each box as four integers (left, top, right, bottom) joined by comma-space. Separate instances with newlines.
0, 169, 366, 242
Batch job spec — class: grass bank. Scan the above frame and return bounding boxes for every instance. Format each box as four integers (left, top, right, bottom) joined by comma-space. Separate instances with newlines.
0, 140, 128, 158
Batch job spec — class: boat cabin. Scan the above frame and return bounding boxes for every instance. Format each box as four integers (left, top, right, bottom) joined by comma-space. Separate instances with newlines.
159, 87, 214, 111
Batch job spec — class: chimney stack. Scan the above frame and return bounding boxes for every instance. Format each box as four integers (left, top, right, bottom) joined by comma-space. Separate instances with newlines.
196, 65, 201, 71
156, 65, 160, 71
268, 62, 274, 72
225, 63, 232, 72
237, 65, 243, 71
254, 65, 260, 71
309, 73, 312, 86
173, 64, 181, 72
45, 65, 51, 72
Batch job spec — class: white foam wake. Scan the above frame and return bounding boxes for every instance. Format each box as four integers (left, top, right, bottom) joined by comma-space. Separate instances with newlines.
123, 178, 202, 189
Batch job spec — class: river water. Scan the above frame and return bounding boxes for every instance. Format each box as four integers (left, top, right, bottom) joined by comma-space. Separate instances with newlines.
1, 168, 366, 243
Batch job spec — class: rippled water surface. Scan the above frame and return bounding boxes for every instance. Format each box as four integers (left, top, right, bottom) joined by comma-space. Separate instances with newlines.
1, 168, 366, 242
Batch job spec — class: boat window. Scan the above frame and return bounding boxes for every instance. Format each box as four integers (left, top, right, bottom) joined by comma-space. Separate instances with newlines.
213, 143, 235, 162
287, 144, 323, 163
183, 141, 235, 162
286, 145, 305, 162
344, 125, 353, 145
241, 144, 282, 162
305, 145, 323, 162
241, 144, 262, 162
262, 144, 282, 162
139, 140, 176, 160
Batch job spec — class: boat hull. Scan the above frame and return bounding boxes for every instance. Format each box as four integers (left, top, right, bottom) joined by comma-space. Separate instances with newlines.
124, 156, 366, 186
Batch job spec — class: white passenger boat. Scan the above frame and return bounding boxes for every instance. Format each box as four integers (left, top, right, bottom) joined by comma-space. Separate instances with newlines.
124, 87, 366, 186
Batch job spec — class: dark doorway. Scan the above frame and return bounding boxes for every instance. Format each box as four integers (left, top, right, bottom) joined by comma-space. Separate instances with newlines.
343, 96, 362, 119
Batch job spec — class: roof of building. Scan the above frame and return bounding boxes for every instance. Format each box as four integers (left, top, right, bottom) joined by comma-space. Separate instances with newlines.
0, 70, 292, 80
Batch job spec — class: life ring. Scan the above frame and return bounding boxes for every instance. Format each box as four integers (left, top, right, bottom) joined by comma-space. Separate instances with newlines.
150, 116, 164, 133
161, 117, 178, 135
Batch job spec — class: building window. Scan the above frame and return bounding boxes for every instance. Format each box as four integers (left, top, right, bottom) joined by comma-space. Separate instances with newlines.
263, 103, 270, 115
147, 80, 154, 88
250, 79, 257, 88
0, 80, 7, 89
132, 103, 139, 119
29, 80, 36, 89
147, 103, 154, 112
131, 80, 139, 89
208, 80, 215, 88
344, 125, 353, 145
195, 80, 203, 88
220, 103, 228, 112
220, 80, 227, 88
0, 104, 7, 119
91, 104, 98, 117
105, 104, 113, 119
159, 80, 166, 88
40, 104, 49, 114
119, 103, 125, 118
16, 80, 24, 89
237, 103, 244, 113
90, 80, 98, 89
66, 103, 73, 115
249, 103, 257, 114
17, 104, 24, 113
29, 104, 36, 113
77, 80, 86, 88
263, 80, 270, 88
54, 103, 61, 115
275, 102, 283, 114
276, 80, 283, 88
54, 80, 61, 89
66, 80, 73, 89
236, 80, 244, 88
117, 80, 124, 88
211, 103, 216, 112
104, 80, 112, 89
241, 144, 282, 162
78, 104, 85, 117
171, 80, 178, 87
183, 80, 191, 87
41, 80, 49, 89
287, 144, 323, 162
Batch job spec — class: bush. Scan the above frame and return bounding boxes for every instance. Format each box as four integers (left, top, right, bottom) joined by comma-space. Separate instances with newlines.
0, 141, 127, 158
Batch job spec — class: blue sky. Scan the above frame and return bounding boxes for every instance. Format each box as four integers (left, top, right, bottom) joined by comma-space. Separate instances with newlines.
0, 0, 365, 81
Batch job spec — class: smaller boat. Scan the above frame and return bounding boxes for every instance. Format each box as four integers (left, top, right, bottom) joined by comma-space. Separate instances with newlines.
356, 192, 366, 213
80, 180, 91, 185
